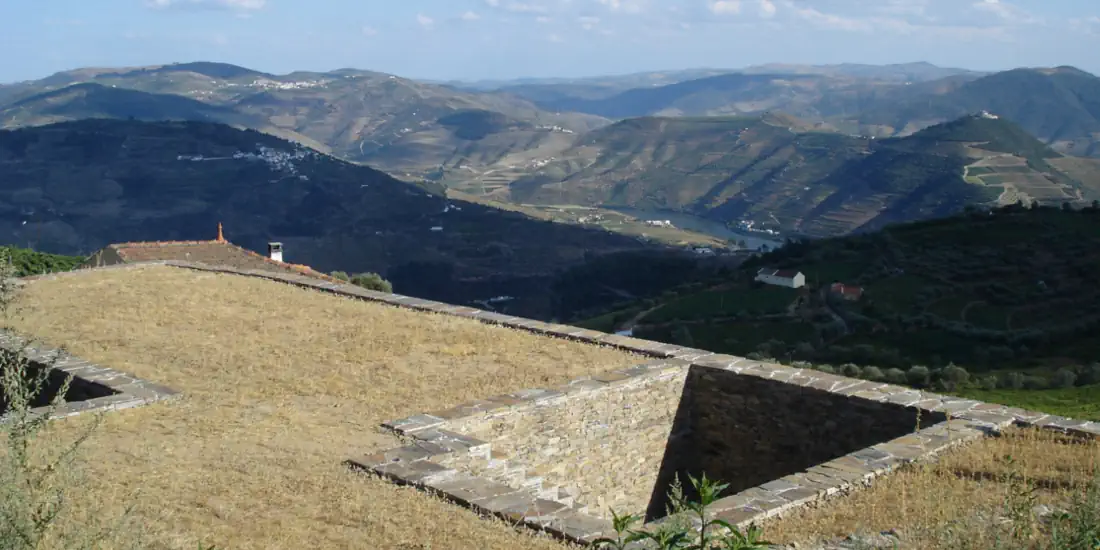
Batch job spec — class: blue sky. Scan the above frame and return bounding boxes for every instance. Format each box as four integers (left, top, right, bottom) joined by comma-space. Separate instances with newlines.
2, 0, 1098, 83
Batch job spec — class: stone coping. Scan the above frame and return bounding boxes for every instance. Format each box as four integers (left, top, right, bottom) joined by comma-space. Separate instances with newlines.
21, 261, 1100, 543
0, 329, 181, 423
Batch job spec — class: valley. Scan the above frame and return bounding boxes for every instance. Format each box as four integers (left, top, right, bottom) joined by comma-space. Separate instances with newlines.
3, 61, 1100, 318
579, 205, 1100, 418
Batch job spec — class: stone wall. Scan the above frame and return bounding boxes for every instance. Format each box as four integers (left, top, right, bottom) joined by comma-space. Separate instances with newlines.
439, 369, 690, 518
433, 365, 946, 522
657, 366, 946, 518
0, 329, 181, 421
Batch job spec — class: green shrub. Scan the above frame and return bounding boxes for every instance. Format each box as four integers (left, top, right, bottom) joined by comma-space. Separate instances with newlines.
942, 363, 970, 384
1004, 372, 1026, 390
330, 271, 350, 282
840, 363, 863, 378
906, 365, 931, 387
1052, 368, 1078, 389
1080, 363, 1100, 386
0, 246, 84, 278
885, 368, 908, 385
979, 375, 999, 391
591, 474, 771, 550
861, 366, 884, 381
1022, 376, 1048, 390
349, 272, 393, 293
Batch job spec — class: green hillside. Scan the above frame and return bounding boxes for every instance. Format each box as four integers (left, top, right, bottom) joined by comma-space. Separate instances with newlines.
598, 205, 1100, 375
504, 113, 1092, 237
579, 205, 1100, 417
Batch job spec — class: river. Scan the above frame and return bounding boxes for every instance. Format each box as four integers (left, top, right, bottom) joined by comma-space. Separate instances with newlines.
605, 207, 784, 250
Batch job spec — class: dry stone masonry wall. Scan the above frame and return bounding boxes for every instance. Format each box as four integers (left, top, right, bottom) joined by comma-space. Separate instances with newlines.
439, 366, 691, 519
28, 261, 1100, 545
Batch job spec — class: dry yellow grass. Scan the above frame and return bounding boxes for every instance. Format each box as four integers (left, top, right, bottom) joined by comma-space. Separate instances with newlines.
5, 265, 643, 550
7, 265, 1099, 550
764, 426, 1100, 549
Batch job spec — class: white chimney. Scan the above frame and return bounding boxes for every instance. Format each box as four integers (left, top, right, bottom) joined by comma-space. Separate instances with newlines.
268, 242, 283, 262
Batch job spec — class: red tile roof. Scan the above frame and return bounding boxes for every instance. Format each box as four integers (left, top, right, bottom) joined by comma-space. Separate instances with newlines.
90, 224, 338, 283
830, 282, 864, 298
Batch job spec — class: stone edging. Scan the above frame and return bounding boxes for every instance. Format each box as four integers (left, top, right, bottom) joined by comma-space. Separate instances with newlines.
19, 261, 1100, 544
0, 329, 181, 423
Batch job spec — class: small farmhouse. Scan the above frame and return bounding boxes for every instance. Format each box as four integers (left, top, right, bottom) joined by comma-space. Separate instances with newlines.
755, 268, 806, 288
830, 282, 864, 301
80, 224, 336, 282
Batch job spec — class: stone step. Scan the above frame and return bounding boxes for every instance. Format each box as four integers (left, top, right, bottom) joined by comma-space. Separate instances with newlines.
536, 486, 575, 508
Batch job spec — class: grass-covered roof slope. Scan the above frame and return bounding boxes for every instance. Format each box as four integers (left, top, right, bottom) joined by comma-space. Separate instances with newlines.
6, 265, 641, 550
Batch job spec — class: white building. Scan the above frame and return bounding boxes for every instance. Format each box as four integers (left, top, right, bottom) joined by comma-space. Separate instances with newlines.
755, 268, 806, 289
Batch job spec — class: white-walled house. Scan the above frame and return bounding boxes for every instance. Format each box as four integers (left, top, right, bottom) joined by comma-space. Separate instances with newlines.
755, 268, 806, 289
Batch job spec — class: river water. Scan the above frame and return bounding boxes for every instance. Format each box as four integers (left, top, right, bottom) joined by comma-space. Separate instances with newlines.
606, 207, 783, 250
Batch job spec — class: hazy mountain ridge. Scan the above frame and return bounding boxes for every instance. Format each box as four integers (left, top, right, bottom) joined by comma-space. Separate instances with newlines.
501, 65, 1100, 159
500, 113, 1093, 237
0, 62, 611, 179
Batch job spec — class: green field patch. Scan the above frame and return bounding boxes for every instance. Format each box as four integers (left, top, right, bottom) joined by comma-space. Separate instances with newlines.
687, 319, 816, 356
963, 303, 1010, 330
955, 384, 1100, 421
927, 295, 970, 319
835, 329, 986, 370
863, 274, 929, 313
643, 285, 798, 323
966, 166, 997, 176
576, 306, 643, 333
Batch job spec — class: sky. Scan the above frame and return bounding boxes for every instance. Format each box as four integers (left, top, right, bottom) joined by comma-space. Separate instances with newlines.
2, 0, 1099, 84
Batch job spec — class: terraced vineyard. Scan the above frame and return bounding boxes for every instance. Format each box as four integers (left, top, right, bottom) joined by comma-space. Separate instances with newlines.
499, 113, 1094, 238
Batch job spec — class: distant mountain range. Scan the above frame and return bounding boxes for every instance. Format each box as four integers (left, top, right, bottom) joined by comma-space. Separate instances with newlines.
503, 66, 1100, 158
0, 61, 608, 178
503, 113, 1098, 237
3, 60, 1100, 239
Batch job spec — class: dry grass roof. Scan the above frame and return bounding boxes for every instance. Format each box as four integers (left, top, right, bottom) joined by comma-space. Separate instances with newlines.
6, 265, 642, 550
765, 426, 1100, 549
6, 264, 1099, 550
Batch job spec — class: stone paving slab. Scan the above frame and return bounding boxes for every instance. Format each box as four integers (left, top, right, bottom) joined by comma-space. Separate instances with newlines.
0, 329, 181, 424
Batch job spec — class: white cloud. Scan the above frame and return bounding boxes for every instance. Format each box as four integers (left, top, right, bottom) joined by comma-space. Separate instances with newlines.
546, 32, 564, 41
146, 0, 265, 11
596, 0, 646, 14
758, 0, 776, 18
417, 13, 435, 28
578, 15, 600, 29
971, 0, 1036, 24
709, 1, 740, 15
536, 15, 552, 23
361, 25, 378, 36
460, 11, 481, 20
483, 0, 549, 14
